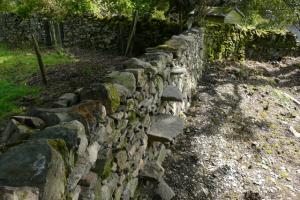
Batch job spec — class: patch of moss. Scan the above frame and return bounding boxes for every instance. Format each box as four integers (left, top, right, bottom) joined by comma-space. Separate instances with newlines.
101, 155, 113, 179
48, 139, 70, 166
105, 83, 121, 113
128, 111, 137, 123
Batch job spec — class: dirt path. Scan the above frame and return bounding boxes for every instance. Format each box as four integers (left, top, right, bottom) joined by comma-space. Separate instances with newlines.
163, 58, 300, 200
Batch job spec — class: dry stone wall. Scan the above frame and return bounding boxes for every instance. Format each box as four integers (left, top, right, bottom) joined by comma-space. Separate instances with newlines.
0, 13, 46, 46
0, 13, 180, 54
0, 28, 205, 200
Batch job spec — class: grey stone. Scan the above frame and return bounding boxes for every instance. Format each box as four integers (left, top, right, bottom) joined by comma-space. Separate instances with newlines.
11, 116, 46, 129
67, 155, 92, 193
140, 162, 164, 181
125, 68, 147, 88
81, 83, 120, 113
116, 150, 128, 171
100, 174, 118, 200
122, 178, 139, 200
157, 145, 167, 165
69, 100, 107, 130
27, 107, 73, 127
31, 120, 88, 155
87, 142, 101, 164
144, 52, 173, 66
113, 84, 132, 102
0, 139, 67, 200
1, 119, 35, 145
92, 148, 113, 177
105, 71, 136, 92
79, 172, 98, 188
171, 66, 187, 74
67, 186, 81, 200
0, 186, 39, 200
59, 93, 78, 103
156, 180, 175, 200
161, 85, 184, 102
78, 186, 94, 200
148, 114, 184, 142
155, 75, 164, 97
123, 58, 152, 69
54, 93, 79, 108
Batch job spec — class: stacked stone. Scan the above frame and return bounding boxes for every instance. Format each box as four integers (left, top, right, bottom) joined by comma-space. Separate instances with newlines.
62, 15, 180, 53
0, 13, 45, 45
0, 13, 180, 53
62, 15, 127, 50
0, 28, 205, 200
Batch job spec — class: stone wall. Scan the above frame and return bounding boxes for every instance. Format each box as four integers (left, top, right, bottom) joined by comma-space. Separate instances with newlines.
0, 13, 180, 54
205, 24, 300, 61
0, 13, 46, 46
63, 15, 180, 54
0, 28, 205, 200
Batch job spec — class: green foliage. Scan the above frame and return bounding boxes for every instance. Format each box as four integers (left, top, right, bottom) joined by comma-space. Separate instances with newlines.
0, 0, 100, 18
239, 0, 300, 28
205, 24, 298, 62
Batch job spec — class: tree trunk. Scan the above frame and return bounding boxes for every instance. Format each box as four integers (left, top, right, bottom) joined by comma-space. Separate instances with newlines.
125, 11, 138, 56
54, 22, 62, 49
44, 20, 52, 46
32, 34, 47, 86
49, 21, 58, 49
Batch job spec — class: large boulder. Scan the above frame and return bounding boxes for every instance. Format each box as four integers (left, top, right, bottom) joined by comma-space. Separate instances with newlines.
81, 84, 121, 113
105, 71, 136, 92
161, 85, 184, 102
0, 139, 67, 200
123, 58, 152, 69
30, 120, 88, 155
148, 114, 184, 142
1, 119, 35, 145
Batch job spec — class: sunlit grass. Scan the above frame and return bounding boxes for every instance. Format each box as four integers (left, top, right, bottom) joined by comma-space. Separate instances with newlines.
0, 43, 74, 82
0, 42, 74, 119
0, 79, 40, 118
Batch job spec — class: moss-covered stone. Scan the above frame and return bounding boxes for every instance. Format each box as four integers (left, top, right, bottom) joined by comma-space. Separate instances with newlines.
103, 83, 121, 113
105, 71, 136, 92
0, 139, 67, 200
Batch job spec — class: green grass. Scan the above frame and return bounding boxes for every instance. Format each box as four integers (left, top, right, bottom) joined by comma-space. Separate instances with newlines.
0, 80, 39, 118
0, 42, 74, 119
0, 43, 73, 82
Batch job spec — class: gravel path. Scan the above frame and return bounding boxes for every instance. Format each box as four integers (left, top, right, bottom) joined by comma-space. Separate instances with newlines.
163, 58, 300, 200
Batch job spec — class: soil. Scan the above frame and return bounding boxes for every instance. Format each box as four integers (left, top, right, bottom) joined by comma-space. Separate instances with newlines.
163, 57, 300, 200
26, 48, 128, 107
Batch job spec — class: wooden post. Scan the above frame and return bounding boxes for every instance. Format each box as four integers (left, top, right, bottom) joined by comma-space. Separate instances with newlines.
125, 10, 138, 56
32, 34, 47, 86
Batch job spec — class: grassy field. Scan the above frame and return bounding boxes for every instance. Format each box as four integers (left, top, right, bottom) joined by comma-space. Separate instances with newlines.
0, 43, 74, 119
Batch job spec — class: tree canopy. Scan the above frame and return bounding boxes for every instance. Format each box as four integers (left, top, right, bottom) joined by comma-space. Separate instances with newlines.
0, 0, 299, 28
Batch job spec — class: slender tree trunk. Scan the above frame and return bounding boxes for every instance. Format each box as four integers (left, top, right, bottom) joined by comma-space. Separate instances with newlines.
32, 34, 47, 86
125, 11, 138, 56
119, 22, 124, 54
49, 21, 58, 49
54, 22, 62, 49
44, 20, 52, 46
